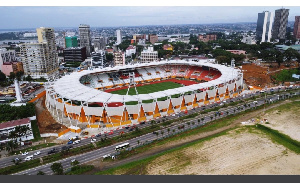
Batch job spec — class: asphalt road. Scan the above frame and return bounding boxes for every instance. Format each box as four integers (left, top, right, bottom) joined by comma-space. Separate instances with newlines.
10, 86, 300, 175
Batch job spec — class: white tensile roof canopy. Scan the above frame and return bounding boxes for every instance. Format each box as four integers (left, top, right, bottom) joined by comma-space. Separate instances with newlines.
52, 60, 241, 103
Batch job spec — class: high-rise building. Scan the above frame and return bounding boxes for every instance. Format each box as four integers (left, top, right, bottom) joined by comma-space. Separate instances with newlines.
0, 48, 16, 72
93, 37, 106, 51
20, 27, 58, 79
91, 50, 106, 67
149, 35, 158, 44
116, 30, 122, 45
79, 24, 91, 56
20, 43, 50, 79
63, 47, 87, 63
114, 51, 125, 66
256, 11, 273, 42
65, 36, 78, 48
140, 46, 158, 63
272, 8, 289, 40
293, 16, 300, 39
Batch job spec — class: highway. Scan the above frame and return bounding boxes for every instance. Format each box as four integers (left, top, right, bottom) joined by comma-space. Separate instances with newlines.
3, 86, 299, 174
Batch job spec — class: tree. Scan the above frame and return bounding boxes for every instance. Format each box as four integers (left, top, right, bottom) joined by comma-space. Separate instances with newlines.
167, 128, 170, 135
37, 171, 45, 175
50, 162, 64, 175
25, 75, 33, 82
161, 131, 164, 137
137, 140, 140, 145
106, 53, 113, 61
16, 71, 24, 81
70, 160, 79, 167
210, 116, 213, 121
172, 129, 175, 134
9, 72, 16, 81
0, 70, 6, 82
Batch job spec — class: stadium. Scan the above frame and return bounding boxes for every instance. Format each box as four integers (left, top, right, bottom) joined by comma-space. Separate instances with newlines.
44, 60, 243, 133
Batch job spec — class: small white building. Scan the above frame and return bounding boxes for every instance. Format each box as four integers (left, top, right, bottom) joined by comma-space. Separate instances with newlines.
0, 117, 35, 144
125, 45, 136, 57
140, 46, 158, 63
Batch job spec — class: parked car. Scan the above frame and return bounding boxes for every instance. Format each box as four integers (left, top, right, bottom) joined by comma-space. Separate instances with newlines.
108, 131, 113, 135
96, 133, 101, 137
91, 138, 96, 142
153, 131, 158, 135
140, 121, 145, 125
33, 151, 41, 156
24, 141, 32, 145
71, 159, 76, 163
67, 141, 73, 145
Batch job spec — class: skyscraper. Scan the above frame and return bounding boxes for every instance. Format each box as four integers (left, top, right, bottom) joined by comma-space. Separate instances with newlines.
65, 36, 78, 48
293, 16, 300, 39
20, 27, 58, 79
256, 11, 273, 42
272, 8, 289, 40
79, 24, 91, 56
116, 30, 122, 45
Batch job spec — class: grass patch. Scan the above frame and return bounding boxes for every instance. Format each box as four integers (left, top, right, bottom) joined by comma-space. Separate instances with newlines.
65, 165, 94, 175
110, 82, 182, 95
255, 124, 300, 154
31, 120, 42, 142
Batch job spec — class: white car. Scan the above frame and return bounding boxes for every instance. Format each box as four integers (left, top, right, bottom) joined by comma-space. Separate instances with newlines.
253, 101, 258, 104
24, 155, 33, 161
71, 159, 76, 163
21, 152, 28, 156
34, 151, 41, 156
91, 138, 96, 142
73, 140, 81, 144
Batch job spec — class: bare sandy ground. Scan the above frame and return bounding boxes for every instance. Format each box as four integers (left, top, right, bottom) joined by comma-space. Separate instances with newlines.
145, 127, 300, 175
261, 103, 300, 141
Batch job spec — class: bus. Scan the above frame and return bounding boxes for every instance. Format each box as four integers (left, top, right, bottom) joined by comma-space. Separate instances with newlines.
115, 142, 130, 151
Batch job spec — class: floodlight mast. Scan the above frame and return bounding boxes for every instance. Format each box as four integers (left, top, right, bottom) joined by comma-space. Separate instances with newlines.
126, 72, 139, 96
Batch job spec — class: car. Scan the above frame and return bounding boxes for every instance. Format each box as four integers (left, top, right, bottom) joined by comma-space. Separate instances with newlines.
73, 140, 81, 144
96, 133, 101, 137
125, 126, 130, 129
153, 131, 158, 135
48, 148, 59, 155
24, 155, 33, 161
21, 151, 28, 156
68, 144, 73, 149
108, 131, 113, 135
33, 151, 41, 156
140, 121, 145, 125
129, 128, 133, 131
67, 140, 73, 145
253, 101, 258, 104
91, 138, 96, 142
71, 159, 76, 163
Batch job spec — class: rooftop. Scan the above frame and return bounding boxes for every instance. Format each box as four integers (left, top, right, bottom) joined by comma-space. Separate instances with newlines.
0, 118, 30, 130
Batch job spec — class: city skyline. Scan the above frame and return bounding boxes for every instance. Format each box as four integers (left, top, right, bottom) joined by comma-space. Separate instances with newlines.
1, 6, 300, 29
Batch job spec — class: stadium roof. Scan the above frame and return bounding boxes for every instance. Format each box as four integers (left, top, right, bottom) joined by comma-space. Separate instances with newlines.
52, 60, 241, 103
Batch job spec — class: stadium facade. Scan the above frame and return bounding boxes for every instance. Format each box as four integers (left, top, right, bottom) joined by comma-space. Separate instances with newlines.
45, 60, 243, 131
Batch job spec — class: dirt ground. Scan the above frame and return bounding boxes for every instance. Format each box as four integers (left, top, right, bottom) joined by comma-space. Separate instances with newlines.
35, 96, 68, 134
86, 100, 298, 175
260, 101, 300, 141
145, 127, 300, 175
242, 63, 298, 88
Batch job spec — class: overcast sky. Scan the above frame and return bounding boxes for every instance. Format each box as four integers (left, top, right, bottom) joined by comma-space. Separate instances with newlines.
1, 6, 300, 29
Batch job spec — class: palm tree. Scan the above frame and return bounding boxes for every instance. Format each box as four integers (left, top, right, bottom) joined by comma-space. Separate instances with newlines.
137, 140, 140, 145
172, 129, 175, 134
161, 131, 164, 137
226, 111, 229, 115
187, 122, 190, 128
210, 116, 213, 121
167, 128, 170, 135
197, 119, 200, 124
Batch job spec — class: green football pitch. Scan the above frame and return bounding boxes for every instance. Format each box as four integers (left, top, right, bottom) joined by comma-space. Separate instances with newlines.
110, 82, 183, 95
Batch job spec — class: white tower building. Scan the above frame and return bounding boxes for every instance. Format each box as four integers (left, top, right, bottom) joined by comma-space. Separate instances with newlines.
256, 11, 273, 42
116, 30, 122, 45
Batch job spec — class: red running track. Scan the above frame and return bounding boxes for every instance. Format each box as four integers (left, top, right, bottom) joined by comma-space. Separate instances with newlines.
105, 79, 198, 93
